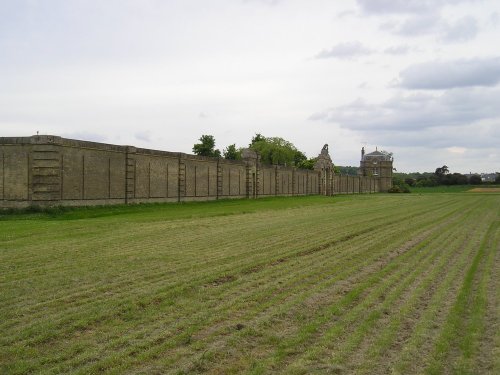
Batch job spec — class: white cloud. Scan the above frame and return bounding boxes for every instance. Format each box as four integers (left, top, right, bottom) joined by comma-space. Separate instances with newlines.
447, 146, 467, 154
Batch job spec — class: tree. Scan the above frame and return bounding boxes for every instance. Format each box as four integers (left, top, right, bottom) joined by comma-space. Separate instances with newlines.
250, 133, 265, 146
404, 178, 416, 187
293, 150, 307, 166
468, 174, 482, 185
390, 176, 411, 193
446, 173, 468, 185
192, 135, 221, 157
223, 144, 241, 160
434, 165, 450, 185
338, 166, 359, 176
435, 165, 449, 177
249, 135, 303, 166
297, 157, 317, 170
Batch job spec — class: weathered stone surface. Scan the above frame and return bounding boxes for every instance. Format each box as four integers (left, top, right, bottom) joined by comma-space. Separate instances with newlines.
0, 135, 386, 208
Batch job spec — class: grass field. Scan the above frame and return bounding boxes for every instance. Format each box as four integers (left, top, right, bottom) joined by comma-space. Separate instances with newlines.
1, 193, 499, 374
409, 184, 500, 194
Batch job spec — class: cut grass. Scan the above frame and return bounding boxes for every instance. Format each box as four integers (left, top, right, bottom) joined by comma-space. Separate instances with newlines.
410, 185, 500, 194
0, 194, 498, 374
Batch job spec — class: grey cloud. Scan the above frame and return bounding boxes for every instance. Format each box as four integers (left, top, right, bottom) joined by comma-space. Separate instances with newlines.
364, 124, 499, 149
316, 42, 374, 60
310, 87, 500, 132
399, 57, 500, 89
357, 0, 437, 14
367, 2, 480, 43
396, 14, 442, 35
62, 131, 108, 143
243, 0, 281, 5
491, 12, 499, 26
440, 16, 478, 42
382, 13, 477, 40
384, 45, 411, 55
357, 0, 474, 15
337, 10, 357, 18
135, 131, 151, 142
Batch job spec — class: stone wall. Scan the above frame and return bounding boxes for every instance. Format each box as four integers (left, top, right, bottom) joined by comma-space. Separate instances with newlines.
0, 135, 384, 208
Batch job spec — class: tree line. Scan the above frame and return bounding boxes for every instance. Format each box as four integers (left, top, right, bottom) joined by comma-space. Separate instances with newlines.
191, 134, 320, 169
392, 165, 500, 192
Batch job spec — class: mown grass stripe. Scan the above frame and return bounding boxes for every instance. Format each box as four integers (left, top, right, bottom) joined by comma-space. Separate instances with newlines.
351, 204, 492, 374
425, 218, 499, 374
283, 205, 475, 372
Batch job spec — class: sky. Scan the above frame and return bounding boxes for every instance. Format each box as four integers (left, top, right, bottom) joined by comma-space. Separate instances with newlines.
1, 0, 499, 173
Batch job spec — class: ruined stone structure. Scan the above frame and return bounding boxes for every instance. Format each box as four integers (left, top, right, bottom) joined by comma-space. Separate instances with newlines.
0, 135, 391, 208
358, 147, 393, 192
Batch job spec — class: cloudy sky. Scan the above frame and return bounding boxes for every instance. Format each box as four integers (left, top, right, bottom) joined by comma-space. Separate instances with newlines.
1, 0, 499, 173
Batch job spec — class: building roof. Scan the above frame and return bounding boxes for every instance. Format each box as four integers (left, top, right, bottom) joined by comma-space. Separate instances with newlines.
362, 149, 392, 161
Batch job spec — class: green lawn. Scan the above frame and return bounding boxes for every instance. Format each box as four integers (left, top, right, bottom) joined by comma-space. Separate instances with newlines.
1, 194, 499, 374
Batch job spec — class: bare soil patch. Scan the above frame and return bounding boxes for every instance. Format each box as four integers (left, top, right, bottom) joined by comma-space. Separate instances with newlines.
468, 188, 500, 193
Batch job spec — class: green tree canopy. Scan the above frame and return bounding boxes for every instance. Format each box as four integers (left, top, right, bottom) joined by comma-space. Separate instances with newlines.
296, 157, 317, 170
468, 174, 482, 185
435, 165, 449, 177
337, 166, 359, 176
192, 135, 221, 157
222, 144, 241, 160
249, 134, 306, 166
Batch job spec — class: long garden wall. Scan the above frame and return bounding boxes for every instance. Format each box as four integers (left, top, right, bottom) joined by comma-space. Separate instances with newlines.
0, 135, 382, 208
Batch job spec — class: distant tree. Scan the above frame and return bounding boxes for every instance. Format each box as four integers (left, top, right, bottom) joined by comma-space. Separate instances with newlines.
390, 176, 410, 193
434, 165, 451, 184
496, 173, 500, 183
435, 165, 449, 177
222, 144, 241, 160
192, 135, 221, 157
404, 178, 416, 187
416, 178, 438, 187
446, 173, 468, 185
337, 166, 359, 176
468, 174, 482, 185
